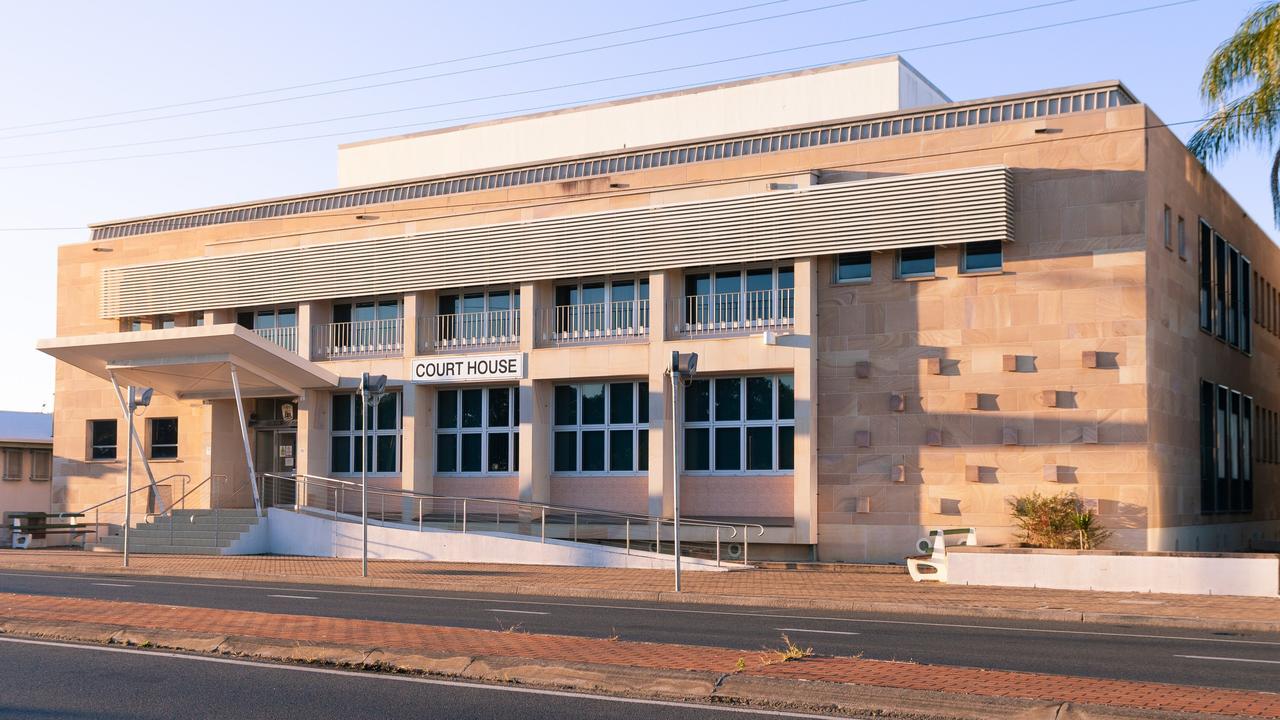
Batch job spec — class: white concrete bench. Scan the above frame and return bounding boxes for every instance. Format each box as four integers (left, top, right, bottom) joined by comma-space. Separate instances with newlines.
907, 527, 977, 582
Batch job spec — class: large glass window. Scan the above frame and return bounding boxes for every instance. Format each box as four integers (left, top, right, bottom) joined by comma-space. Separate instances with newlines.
1201, 380, 1253, 514
1215, 232, 1227, 340
436, 288, 519, 345
553, 382, 649, 474
1199, 219, 1213, 332
683, 375, 794, 473
683, 265, 794, 326
835, 252, 871, 283
961, 240, 1003, 273
331, 392, 401, 474
897, 246, 935, 278
553, 278, 649, 336
436, 387, 518, 474
89, 419, 117, 460
148, 418, 178, 459
1239, 254, 1252, 353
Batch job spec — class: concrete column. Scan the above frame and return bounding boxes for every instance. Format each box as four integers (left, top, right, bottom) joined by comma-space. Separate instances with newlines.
646, 270, 676, 517
403, 291, 425, 357
792, 257, 818, 549
296, 301, 314, 360
400, 383, 433, 495
206, 309, 232, 325
517, 281, 550, 504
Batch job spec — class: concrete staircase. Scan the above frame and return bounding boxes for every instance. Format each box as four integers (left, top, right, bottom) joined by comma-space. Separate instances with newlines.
91, 509, 262, 555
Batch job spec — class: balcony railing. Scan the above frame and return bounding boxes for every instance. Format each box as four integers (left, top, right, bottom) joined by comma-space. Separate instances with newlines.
252, 325, 298, 354
673, 288, 794, 337
312, 318, 403, 360
424, 309, 520, 352
539, 300, 649, 346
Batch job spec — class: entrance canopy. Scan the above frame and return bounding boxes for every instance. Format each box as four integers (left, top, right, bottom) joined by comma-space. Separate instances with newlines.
38, 324, 339, 400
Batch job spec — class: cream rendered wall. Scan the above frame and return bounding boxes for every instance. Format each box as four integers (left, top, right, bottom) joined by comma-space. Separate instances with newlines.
336, 57, 946, 187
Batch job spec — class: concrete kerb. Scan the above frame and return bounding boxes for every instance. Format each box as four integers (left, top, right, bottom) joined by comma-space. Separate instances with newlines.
7, 559, 1280, 634
0, 618, 1247, 720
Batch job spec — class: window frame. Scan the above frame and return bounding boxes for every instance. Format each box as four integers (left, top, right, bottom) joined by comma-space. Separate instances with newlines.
2, 448, 22, 480
330, 391, 402, 476
682, 374, 795, 475
551, 381, 649, 476
29, 449, 50, 481
88, 419, 117, 461
1177, 215, 1187, 260
435, 385, 519, 475
896, 246, 936, 279
960, 240, 1004, 274
148, 417, 179, 460
1162, 205, 1172, 250
834, 251, 872, 284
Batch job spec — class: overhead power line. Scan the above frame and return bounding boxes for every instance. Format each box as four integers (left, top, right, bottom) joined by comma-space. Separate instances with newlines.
0, 0, 1202, 172
0, 0, 793, 133
0, 0, 871, 142
0, 0, 1084, 161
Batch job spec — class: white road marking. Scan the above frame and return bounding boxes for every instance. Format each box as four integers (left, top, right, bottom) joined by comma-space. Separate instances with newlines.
4, 570, 1278, 647
90, 583, 133, 588
487, 609, 548, 615
0, 636, 846, 719
775, 627, 860, 636
1174, 654, 1280, 665
267, 594, 317, 600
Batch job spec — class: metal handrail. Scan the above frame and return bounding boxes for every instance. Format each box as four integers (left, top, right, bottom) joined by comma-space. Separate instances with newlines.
146, 473, 229, 521
264, 471, 765, 565
73, 473, 191, 516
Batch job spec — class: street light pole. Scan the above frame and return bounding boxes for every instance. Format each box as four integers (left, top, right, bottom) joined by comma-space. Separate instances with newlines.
123, 386, 134, 568
669, 351, 698, 593
359, 372, 387, 578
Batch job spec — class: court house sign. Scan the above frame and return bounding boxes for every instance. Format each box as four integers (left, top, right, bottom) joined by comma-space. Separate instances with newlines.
411, 353, 525, 384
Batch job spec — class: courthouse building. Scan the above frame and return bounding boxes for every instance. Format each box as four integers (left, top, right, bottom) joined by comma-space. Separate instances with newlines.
39, 56, 1280, 561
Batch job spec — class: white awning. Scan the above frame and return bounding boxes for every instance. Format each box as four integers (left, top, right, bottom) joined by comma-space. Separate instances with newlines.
38, 324, 339, 400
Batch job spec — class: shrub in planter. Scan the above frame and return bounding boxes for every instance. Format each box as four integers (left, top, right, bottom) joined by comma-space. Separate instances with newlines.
1007, 492, 1111, 550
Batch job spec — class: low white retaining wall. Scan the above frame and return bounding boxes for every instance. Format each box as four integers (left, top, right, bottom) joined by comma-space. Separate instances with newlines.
947, 547, 1280, 597
265, 508, 731, 571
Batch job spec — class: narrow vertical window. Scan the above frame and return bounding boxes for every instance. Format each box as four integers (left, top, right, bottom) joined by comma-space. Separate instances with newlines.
1200, 381, 1215, 512
1163, 205, 1172, 249
89, 420, 117, 460
1177, 216, 1187, 259
1199, 220, 1213, 332
1215, 233, 1228, 340
1240, 256, 1252, 353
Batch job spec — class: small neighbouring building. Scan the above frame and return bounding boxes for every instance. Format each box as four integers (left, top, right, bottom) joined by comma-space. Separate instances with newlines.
38, 56, 1280, 562
0, 411, 54, 544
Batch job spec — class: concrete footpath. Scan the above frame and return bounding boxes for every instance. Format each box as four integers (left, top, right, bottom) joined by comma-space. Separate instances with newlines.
1, 590, 1277, 720
1, 550, 1278, 632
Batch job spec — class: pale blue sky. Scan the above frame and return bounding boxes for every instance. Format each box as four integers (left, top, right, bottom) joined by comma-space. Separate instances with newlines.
0, 0, 1271, 411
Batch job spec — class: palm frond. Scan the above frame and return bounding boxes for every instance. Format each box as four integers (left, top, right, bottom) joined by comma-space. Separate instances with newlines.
1189, 90, 1280, 162
1201, 2, 1280, 103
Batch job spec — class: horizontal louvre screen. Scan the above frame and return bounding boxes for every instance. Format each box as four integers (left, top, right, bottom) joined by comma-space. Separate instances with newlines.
101, 165, 1013, 318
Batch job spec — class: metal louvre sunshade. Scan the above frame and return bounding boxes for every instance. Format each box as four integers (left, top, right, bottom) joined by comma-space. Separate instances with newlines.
37, 324, 339, 400
100, 165, 1013, 318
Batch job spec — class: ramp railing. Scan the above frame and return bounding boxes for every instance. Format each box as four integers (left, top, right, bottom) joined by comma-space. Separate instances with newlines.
261, 472, 764, 566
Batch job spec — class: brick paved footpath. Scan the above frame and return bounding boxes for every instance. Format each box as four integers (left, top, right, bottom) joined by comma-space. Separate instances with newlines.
1, 550, 1278, 631
0, 591, 1277, 718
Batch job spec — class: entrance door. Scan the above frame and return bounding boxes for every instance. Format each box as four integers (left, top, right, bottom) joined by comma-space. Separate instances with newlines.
256, 429, 297, 507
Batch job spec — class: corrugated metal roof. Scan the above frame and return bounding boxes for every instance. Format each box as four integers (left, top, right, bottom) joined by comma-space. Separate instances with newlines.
0, 411, 52, 445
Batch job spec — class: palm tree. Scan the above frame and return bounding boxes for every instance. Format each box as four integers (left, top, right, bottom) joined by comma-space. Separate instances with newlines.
1188, 2, 1280, 227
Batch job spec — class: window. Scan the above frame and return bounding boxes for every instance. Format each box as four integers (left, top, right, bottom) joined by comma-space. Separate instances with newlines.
1163, 205, 1172, 250
553, 278, 649, 336
89, 420, 117, 460
436, 288, 520, 345
1239, 254, 1252, 353
331, 392, 401, 474
158, 315, 176, 329
1215, 232, 1227, 340
1177, 216, 1187, 259
2, 449, 21, 480
835, 252, 872, 283
552, 382, 648, 474
30, 450, 50, 481
123, 318, 143, 332
1200, 379, 1253, 514
683, 375, 794, 473
683, 265, 793, 326
192, 312, 206, 327
236, 307, 298, 331
961, 240, 1003, 273
1227, 244, 1239, 346
897, 246, 935, 278
148, 418, 178, 459
436, 387, 518, 474
1199, 220, 1212, 332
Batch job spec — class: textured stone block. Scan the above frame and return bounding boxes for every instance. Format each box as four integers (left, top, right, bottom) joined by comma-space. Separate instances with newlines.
1082, 350, 1098, 368
891, 464, 905, 483
889, 393, 905, 412
926, 428, 943, 446
1002, 427, 1019, 446
926, 357, 942, 375
1082, 425, 1098, 444
964, 392, 980, 410
854, 430, 871, 447
854, 360, 871, 379
854, 496, 872, 513
1039, 390, 1059, 408
965, 465, 980, 483
1002, 354, 1018, 372
1043, 464, 1061, 482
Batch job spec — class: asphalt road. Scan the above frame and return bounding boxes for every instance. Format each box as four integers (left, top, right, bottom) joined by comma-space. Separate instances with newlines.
0, 636, 833, 720
1, 569, 1277, 692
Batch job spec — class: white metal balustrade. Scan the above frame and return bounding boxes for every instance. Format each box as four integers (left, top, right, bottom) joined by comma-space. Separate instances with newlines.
312, 318, 404, 360
252, 326, 298, 353
424, 309, 520, 352
675, 288, 794, 337
538, 300, 649, 345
